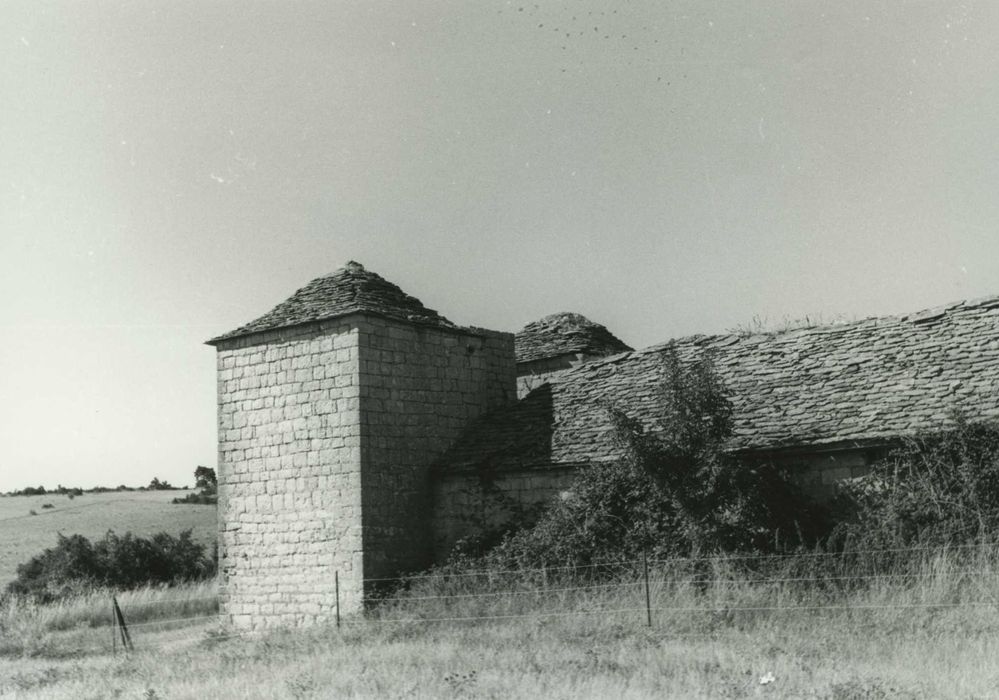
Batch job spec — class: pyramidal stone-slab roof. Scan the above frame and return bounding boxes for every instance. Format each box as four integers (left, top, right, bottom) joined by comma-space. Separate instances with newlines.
435, 295, 999, 473
515, 312, 633, 364
208, 261, 456, 344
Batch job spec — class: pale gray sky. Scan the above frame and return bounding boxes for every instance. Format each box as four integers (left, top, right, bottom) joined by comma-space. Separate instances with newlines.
2, 1, 998, 492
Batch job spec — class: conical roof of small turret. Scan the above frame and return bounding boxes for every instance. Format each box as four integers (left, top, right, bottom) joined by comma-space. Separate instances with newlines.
514, 311, 632, 364
207, 261, 455, 344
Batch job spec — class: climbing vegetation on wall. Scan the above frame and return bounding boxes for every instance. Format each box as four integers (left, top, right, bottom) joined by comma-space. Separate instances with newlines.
835, 414, 999, 548
474, 344, 829, 569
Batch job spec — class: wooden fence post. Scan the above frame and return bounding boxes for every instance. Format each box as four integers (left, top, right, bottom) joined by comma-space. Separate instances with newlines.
335, 570, 341, 629
643, 549, 652, 628
112, 595, 134, 652
111, 596, 117, 656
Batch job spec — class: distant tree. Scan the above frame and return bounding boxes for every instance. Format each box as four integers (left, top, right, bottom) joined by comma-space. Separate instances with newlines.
147, 477, 174, 491
173, 466, 218, 505
194, 466, 217, 492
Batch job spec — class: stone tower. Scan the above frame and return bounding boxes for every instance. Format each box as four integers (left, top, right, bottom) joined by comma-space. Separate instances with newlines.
207, 262, 515, 629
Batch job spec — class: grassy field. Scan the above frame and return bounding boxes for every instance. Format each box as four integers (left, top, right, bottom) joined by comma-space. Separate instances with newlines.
0, 490, 216, 587
2, 546, 999, 698
7, 610, 999, 699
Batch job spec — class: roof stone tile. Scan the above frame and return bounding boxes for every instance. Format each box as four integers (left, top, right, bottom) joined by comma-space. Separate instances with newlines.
436, 295, 999, 474
515, 312, 632, 364
208, 261, 455, 344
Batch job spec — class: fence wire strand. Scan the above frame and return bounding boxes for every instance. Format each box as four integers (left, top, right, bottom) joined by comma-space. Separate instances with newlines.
371, 580, 646, 603
35, 543, 999, 657
118, 596, 218, 612
361, 542, 999, 584
350, 600, 999, 626
366, 570, 999, 605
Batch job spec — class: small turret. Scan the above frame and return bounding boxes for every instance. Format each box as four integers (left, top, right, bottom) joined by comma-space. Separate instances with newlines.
514, 312, 632, 397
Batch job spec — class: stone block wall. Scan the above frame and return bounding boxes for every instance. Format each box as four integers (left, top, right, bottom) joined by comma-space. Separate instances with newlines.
432, 468, 577, 558
213, 299, 885, 629
214, 312, 517, 630
357, 318, 515, 580
214, 319, 364, 630
432, 446, 883, 560
764, 447, 878, 500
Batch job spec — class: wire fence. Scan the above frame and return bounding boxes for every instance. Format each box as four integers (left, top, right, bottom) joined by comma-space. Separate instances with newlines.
353, 542, 999, 631
27, 542, 999, 656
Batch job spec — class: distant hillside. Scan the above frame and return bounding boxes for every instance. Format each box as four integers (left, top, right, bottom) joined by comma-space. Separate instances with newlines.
0, 490, 215, 587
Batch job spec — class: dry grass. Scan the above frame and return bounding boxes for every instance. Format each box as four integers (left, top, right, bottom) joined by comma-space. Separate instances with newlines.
1, 607, 997, 699
2, 546, 999, 698
0, 490, 216, 586
0, 580, 217, 658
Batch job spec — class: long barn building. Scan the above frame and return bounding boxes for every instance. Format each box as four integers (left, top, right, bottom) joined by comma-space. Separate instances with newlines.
208, 262, 999, 629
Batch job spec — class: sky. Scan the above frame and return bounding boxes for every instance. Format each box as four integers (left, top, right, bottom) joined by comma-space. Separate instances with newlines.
2, 1, 999, 492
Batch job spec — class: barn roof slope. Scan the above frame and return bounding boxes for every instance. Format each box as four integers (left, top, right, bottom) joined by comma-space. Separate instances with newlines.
208, 261, 456, 344
436, 295, 999, 473
515, 312, 633, 364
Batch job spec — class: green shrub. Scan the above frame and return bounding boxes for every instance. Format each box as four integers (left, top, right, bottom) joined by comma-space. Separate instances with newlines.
171, 491, 218, 505
6, 530, 217, 602
482, 345, 826, 570
835, 415, 999, 548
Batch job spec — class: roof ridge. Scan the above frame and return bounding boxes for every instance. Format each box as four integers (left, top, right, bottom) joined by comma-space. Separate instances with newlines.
552, 291, 999, 378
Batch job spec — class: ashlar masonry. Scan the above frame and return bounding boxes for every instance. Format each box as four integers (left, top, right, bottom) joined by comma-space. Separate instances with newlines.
209, 262, 999, 629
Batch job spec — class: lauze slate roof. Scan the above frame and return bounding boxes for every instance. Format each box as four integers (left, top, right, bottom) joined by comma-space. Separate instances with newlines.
209, 261, 455, 344
436, 295, 999, 473
515, 312, 634, 364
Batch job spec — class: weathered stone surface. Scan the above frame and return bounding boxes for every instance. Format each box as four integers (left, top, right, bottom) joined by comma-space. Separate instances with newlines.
212, 296, 515, 629
356, 316, 515, 581
212, 261, 999, 629
214, 320, 364, 631
433, 467, 577, 557
438, 297, 999, 474
209, 261, 456, 344
515, 312, 632, 364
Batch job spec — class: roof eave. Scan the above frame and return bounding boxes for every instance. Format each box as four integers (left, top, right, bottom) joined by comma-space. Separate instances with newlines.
206, 309, 504, 348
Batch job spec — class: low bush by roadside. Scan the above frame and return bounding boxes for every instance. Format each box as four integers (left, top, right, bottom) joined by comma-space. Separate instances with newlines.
5, 530, 217, 603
